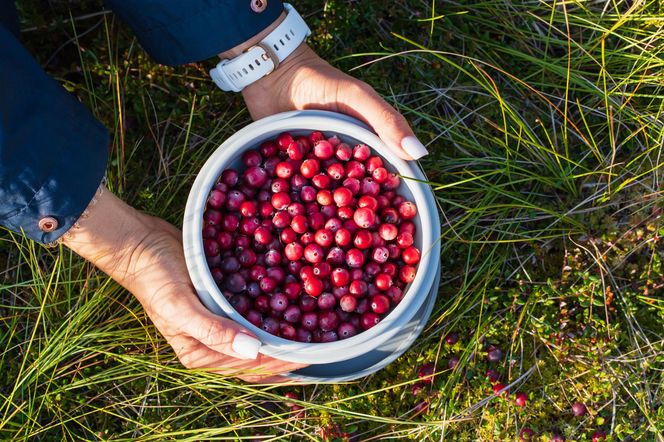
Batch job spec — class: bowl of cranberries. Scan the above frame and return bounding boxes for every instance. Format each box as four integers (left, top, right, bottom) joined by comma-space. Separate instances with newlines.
183, 110, 440, 366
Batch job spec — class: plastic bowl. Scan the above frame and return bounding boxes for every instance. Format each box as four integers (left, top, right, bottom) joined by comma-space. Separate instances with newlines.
183, 110, 441, 365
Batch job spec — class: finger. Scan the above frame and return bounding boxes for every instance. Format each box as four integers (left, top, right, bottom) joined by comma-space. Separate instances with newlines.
336, 80, 429, 161
181, 302, 262, 360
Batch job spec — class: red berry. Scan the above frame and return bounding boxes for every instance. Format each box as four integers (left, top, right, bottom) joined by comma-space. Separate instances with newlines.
284, 242, 303, 261
353, 207, 376, 229
571, 401, 587, 417
254, 226, 272, 245
353, 230, 373, 249
487, 346, 503, 363
349, 280, 368, 297
303, 243, 324, 264
313, 140, 334, 159
290, 214, 308, 234
493, 383, 508, 397
300, 158, 320, 178
345, 248, 365, 268
331, 267, 350, 287
378, 223, 398, 241
333, 187, 353, 207
417, 363, 435, 383
370, 294, 390, 313
339, 295, 357, 312
514, 392, 527, 407
303, 277, 323, 297
372, 167, 389, 183
336, 143, 352, 161
591, 430, 606, 442
398, 201, 418, 219
275, 161, 294, 179
271, 192, 291, 210
486, 369, 500, 383
402, 246, 421, 265
327, 162, 345, 180
346, 160, 366, 179
372, 246, 389, 264
374, 274, 393, 291
353, 144, 370, 161
316, 189, 333, 206
276, 132, 294, 150
312, 173, 331, 189
243, 166, 268, 188
399, 265, 417, 284
396, 232, 414, 248
360, 312, 380, 330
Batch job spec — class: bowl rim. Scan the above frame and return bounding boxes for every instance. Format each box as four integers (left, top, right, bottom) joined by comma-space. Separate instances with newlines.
183, 110, 441, 363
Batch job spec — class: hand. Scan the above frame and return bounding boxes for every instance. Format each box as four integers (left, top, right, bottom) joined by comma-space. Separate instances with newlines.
62, 188, 306, 383
241, 44, 429, 161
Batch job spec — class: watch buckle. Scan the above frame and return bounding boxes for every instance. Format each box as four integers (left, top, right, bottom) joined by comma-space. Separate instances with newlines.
249, 42, 280, 74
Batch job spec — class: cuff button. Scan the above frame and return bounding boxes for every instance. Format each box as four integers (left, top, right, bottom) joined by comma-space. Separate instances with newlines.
39, 217, 58, 233
251, 0, 267, 13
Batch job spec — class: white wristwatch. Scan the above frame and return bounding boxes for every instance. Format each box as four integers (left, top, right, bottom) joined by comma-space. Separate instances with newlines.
210, 3, 311, 92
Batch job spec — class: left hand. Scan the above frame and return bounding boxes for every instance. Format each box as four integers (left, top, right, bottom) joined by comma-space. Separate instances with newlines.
241, 44, 428, 161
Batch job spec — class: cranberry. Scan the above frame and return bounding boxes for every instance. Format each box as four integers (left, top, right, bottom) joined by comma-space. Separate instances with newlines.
271, 178, 290, 194
371, 246, 389, 263
276, 132, 294, 150
303, 277, 323, 297
345, 248, 365, 268
326, 247, 345, 265
300, 159, 320, 178
314, 140, 334, 159
243, 166, 268, 188
230, 295, 249, 315
317, 292, 336, 310
221, 256, 241, 273
339, 295, 357, 312
327, 162, 345, 180
370, 294, 390, 313
382, 208, 399, 224
396, 232, 414, 248
296, 328, 312, 343
319, 310, 340, 331
308, 131, 325, 144
349, 280, 368, 297
204, 209, 223, 227
266, 293, 289, 313
360, 312, 380, 330
312, 173, 331, 189
352, 144, 370, 161
398, 201, 418, 219
346, 160, 366, 179
417, 363, 435, 383
486, 345, 503, 363
207, 189, 227, 209
220, 169, 239, 187
402, 246, 421, 265
321, 331, 338, 342
386, 286, 404, 303
254, 226, 272, 245
300, 185, 317, 202
551, 433, 565, 442
274, 161, 293, 179
283, 305, 302, 323
338, 323, 357, 339
372, 167, 389, 183
399, 265, 417, 283
315, 189, 332, 206
333, 187, 353, 207
353, 207, 376, 229
445, 332, 460, 345
280, 227, 298, 244
381, 262, 397, 277
203, 239, 220, 257
299, 296, 317, 313
448, 356, 460, 369
290, 214, 308, 234
591, 430, 606, 442
342, 177, 360, 195
336, 143, 352, 161
259, 276, 278, 293
378, 223, 398, 241
360, 178, 380, 196
493, 383, 508, 397
572, 401, 587, 417
225, 274, 246, 293
303, 243, 324, 264
287, 141, 305, 160
245, 310, 262, 327
271, 192, 291, 210
254, 295, 270, 313
287, 202, 306, 217
514, 392, 527, 407
313, 262, 331, 278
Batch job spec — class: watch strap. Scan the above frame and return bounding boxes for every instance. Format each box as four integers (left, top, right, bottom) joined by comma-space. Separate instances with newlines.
210, 3, 311, 92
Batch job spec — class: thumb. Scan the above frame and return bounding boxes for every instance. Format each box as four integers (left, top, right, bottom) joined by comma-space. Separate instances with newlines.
337, 81, 429, 161
184, 302, 262, 360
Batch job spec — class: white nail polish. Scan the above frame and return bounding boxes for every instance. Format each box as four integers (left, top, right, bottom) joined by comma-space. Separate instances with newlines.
232, 333, 262, 360
401, 136, 428, 160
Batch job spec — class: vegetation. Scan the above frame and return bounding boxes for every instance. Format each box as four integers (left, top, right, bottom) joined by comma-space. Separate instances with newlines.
1, 0, 662, 440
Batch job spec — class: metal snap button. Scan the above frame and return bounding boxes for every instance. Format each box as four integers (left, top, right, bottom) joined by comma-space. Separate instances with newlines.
38, 216, 58, 232
251, 0, 267, 13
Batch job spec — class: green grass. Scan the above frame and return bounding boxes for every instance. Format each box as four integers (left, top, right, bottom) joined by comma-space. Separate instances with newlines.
1, 0, 663, 440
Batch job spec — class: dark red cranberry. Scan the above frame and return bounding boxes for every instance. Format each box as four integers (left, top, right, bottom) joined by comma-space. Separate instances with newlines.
370, 294, 390, 313
448, 356, 460, 370
264, 249, 282, 267
352, 144, 370, 161
224, 273, 246, 293
353, 230, 373, 249
591, 431, 606, 442
360, 312, 380, 330
296, 328, 312, 343
493, 383, 508, 397
230, 294, 250, 315
243, 166, 268, 188
345, 248, 365, 268
283, 305, 302, 323
319, 310, 340, 331
303, 277, 323, 297
259, 276, 278, 293
207, 189, 227, 209
402, 246, 421, 265
260, 316, 279, 335
320, 331, 338, 342
486, 346, 503, 363
486, 369, 500, 383
572, 402, 587, 417
317, 292, 336, 310
220, 169, 239, 187
312, 173, 331, 189
359, 178, 380, 196
245, 309, 262, 327
254, 295, 270, 313
338, 322, 357, 339
300, 312, 318, 331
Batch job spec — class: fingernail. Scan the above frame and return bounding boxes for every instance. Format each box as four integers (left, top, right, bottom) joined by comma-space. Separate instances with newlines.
401, 136, 428, 160
232, 333, 262, 360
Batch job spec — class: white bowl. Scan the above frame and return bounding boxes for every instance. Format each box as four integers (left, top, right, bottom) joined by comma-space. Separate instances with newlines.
183, 110, 441, 364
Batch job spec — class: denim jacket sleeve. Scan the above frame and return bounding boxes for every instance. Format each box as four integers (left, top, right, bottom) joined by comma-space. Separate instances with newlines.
105, 0, 284, 66
0, 0, 284, 244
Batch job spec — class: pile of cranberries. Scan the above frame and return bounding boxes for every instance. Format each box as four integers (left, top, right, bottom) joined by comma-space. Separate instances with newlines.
202, 131, 421, 343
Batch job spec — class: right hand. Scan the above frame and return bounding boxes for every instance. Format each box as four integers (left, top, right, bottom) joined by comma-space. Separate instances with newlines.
62, 187, 307, 383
